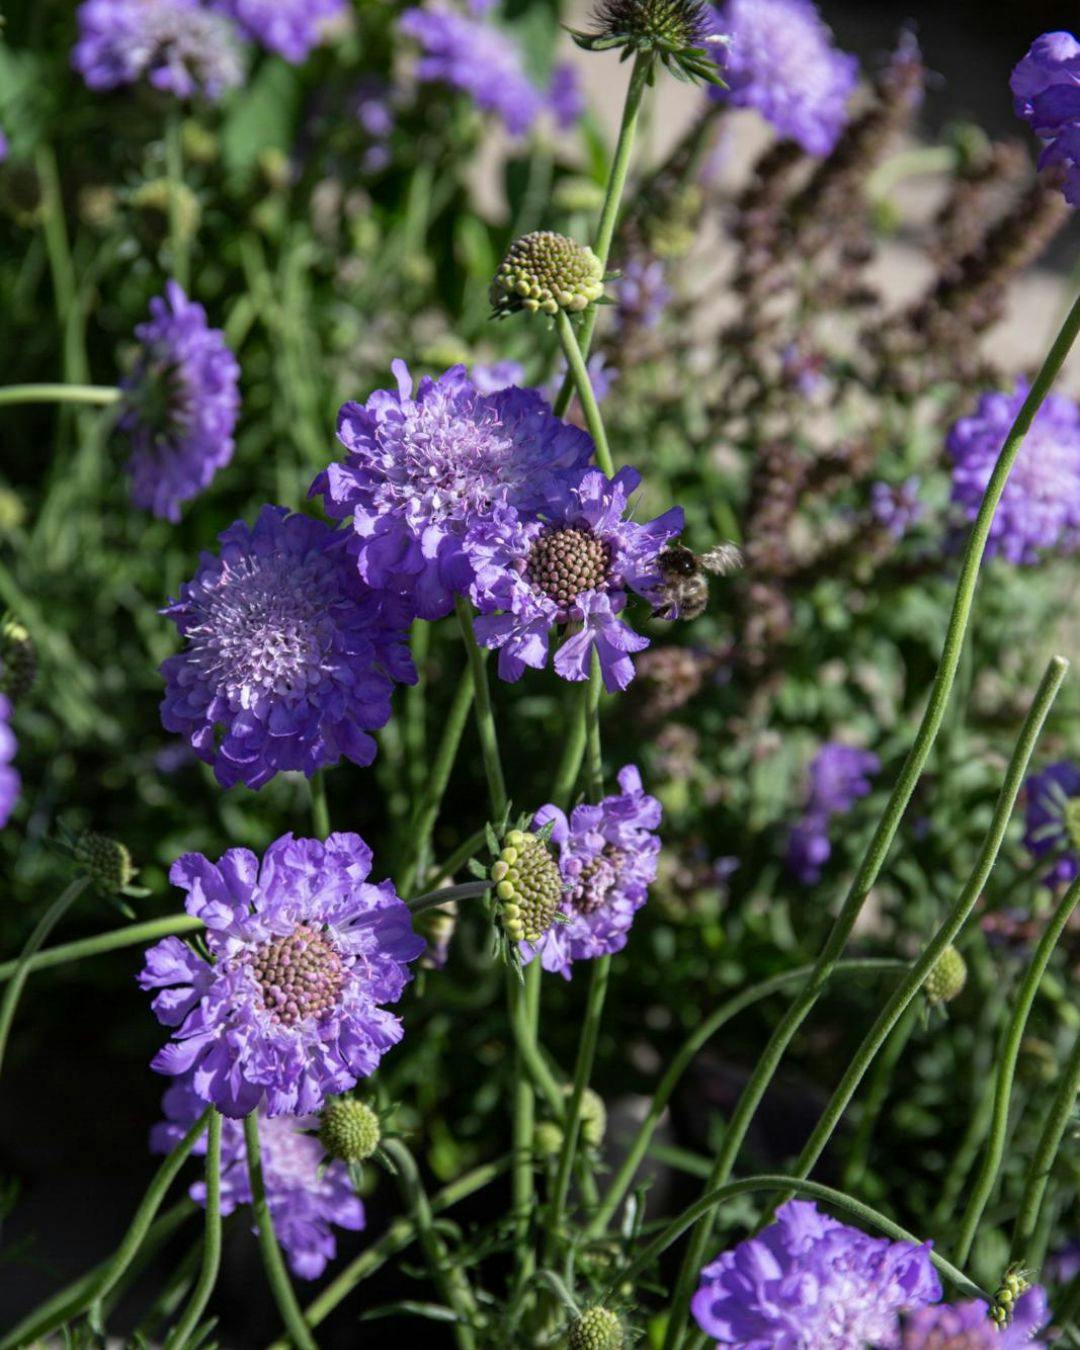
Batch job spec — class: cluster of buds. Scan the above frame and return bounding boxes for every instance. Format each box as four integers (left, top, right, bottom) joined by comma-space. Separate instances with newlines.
568, 1305, 625, 1349
490, 231, 604, 318
534, 1086, 608, 1157
569, 0, 724, 86
488, 827, 564, 946
73, 831, 138, 898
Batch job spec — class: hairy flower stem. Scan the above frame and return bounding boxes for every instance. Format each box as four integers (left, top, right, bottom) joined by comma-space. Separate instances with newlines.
165, 1110, 222, 1349
454, 596, 508, 821
0, 383, 121, 406
309, 770, 330, 839
0, 877, 89, 1079
553, 52, 653, 418
778, 654, 1069, 1206
608, 1175, 989, 1306
954, 873, 1080, 1265
383, 1138, 479, 1349
165, 111, 190, 292
1011, 1026, 1080, 1267
587, 959, 906, 1236
662, 287, 1080, 1350
243, 1114, 318, 1350
549, 682, 590, 812
0, 912, 201, 983
555, 308, 614, 476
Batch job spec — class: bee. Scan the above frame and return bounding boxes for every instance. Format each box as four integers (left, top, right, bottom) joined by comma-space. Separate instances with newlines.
652, 542, 743, 621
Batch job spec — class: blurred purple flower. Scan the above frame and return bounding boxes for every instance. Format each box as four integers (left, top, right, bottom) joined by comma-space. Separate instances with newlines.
470, 359, 526, 394
548, 62, 585, 130
1023, 760, 1080, 884
541, 353, 617, 407
615, 256, 670, 332
786, 744, 880, 885
900, 1288, 1049, 1347
1011, 32, 1080, 207
0, 695, 19, 829
785, 811, 832, 885
354, 78, 395, 173
210, 0, 345, 62
871, 477, 923, 539
0, 131, 8, 164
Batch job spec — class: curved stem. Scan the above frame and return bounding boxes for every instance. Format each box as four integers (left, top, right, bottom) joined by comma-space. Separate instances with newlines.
584, 657, 604, 803
426, 827, 487, 890
0, 383, 120, 407
406, 881, 491, 915
454, 595, 507, 822
840, 999, 920, 1193
1011, 1026, 1080, 1267
555, 309, 614, 476
166, 1110, 222, 1349
955, 874, 1080, 1265
0, 912, 203, 984
662, 286, 1080, 1350
309, 770, 330, 840
588, 959, 905, 1237
0, 878, 89, 1078
165, 110, 190, 292
244, 1114, 317, 1350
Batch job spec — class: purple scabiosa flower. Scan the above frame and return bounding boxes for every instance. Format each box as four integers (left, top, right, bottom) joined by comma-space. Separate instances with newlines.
399, 4, 544, 135
209, 0, 346, 62
785, 743, 880, 885
785, 811, 831, 885
691, 1199, 941, 1348
152, 1074, 364, 1278
948, 381, 1080, 564
615, 256, 670, 332
470, 359, 527, 395
1011, 33, 1080, 207
525, 765, 661, 978
708, 0, 859, 155
0, 695, 19, 829
900, 1288, 1049, 1347
548, 62, 585, 130
160, 506, 414, 790
1023, 760, 1080, 884
466, 467, 684, 692
354, 77, 395, 173
72, 0, 244, 101
871, 477, 923, 539
139, 832, 425, 1118
119, 281, 240, 522
311, 361, 593, 620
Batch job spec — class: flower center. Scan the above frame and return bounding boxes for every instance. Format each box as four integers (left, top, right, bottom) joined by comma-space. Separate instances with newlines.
246, 923, 346, 1026
527, 527, 611, 610
570, 846, 623, 915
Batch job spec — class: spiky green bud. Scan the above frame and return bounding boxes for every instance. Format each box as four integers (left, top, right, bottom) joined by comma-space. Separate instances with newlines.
74, 832, 136, 897
568, 1305, 624, 1349
569, 0, 724, 85
491, 231, 604, 319
489, 828, 563, 944
319, 1098, 381, 1164
0, 615, 35, 703
925, 946, 967, 1005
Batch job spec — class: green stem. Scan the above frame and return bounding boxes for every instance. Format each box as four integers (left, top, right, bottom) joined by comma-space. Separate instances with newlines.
309, 770, 330, 840
955, 875, 1080, 1265
405, 619, 431, 809
584, 655, 604, 803
554, 308, 614, 476
553, 52, 653, 418
166, 1110, 222, 1349
165, 111, 190, 292
662, 284, 1080, 1350
0, 878, 89, 1078
587, 959, 905, 1237
426, 827, 488, 890
383, 1138, 478, 1350
508, 959, 565, 1118
0, 912, 203, 984
549, 682, 590, 812
406, 881, 491, 915
840, 999, 920, 1192
0, 383, 120, 407
35, 145, 77, 347
244, 1114, 317, 1350
454, 595, 507, 822
609, 1175, 988, 1306
782, 654, 1069, 1201
1011, 1026, 1080, 1266
510, 963, 540, 1286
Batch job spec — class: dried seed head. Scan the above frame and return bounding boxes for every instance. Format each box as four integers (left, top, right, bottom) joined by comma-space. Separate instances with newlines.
491, 231, 604, 318
0, 615, 35, 703
319, 1097, 381, 1163
490, 828, 563, 944
569, 1305, 625, 1350
924, 946, 967, 1005
74, 832, 137, 897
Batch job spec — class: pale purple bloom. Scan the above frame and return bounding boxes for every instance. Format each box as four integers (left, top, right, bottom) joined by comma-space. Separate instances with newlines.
470, 359, 526, 394
73, 0, 244, 100
947, 381, 1080, 564
120, 281, 240, 522
524, 765, 661, 978
354, 78, 395, 173
691, 1199, 941, 1348
785, 812, 831, 885
548, 62, 585, 130
1011, 32, 1080, 207
541, 353, 617, 407
1046, 1240, 1080, 1285
1023, 760, 1080, 884
786, 744, 880, 885
466, 466, 683, 692
310, 361, 593, 621
900, 1288, 1049, 1347
152, 1074, 364, 1278
209, 0, 345, 62
708, 0, 858, 155
615, 256, 670, 332
139, 832, 424, 1117
160, 506, 415, 791
0, 695, 19, 829
399, 5, 544, 135
871, 477, 923, 539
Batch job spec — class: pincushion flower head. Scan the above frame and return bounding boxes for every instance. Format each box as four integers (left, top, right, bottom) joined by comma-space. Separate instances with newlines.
691, 1199, 941, 1348
152, 1074, 364, 1278
160, 506, 414, 790
310, 361, 593, 620
119, 281, 240, 522
524, 765, 661, 979
948, 381, 1080, 564
900, 1288, 1049, 1347
0, 695, 19, 829
466, 466, 684, 692
1011, 32, 1080, 208
73, 0, 244, 101
707, 0, 859, 155
1023, 760, 1080, 884
570, 0, 723, 85
398, 4, 544, 135
139, 832, 425, 1117
209, 0, 346, 62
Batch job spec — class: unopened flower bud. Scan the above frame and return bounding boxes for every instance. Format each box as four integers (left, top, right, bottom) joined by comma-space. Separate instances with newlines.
0, 616, 35, 703
569, 0, 721, 85
534, 1120, 564, 1156
491, 231, 604, 319
569, 1305, 625, 1350
319, 1097, 381, 1164
74, 832, 136, 897
131, 178, 200, 248
490, 828, 563, 944
924, 945, 967, 1005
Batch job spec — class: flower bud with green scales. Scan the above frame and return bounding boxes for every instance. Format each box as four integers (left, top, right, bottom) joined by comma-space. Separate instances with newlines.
534, 1086, 607, 1157
319, 1097, 381, 1165
74, 832, 138, 898
925, 945, 967, 1006
568, 1305, 626, 1350
468, 817, 567, 971
0, 615, 35, 703
990, 1264, 1034, 1329
491, 231, 605, 319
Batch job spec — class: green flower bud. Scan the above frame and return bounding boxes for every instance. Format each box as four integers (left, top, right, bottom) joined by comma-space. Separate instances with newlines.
0, 615, 36, 703
569, 0, 723, 85
925, 946, 967, 1005
182, 121, 219, 166
489, 829, 563, 945
74, 833, 136, 897
991, 1264, 1032, 1328
534, 1120, 564, 1157
568, 1305, 625, 1350
573, 1085, 607, 1149
319, 1097, 381, 1164
491, 231, 604, 319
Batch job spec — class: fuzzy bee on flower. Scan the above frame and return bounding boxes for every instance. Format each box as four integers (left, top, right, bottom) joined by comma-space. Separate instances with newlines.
651, 541, 743, 621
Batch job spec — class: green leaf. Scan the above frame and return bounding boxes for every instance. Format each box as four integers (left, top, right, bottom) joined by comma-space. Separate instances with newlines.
221, 61, 302, 175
